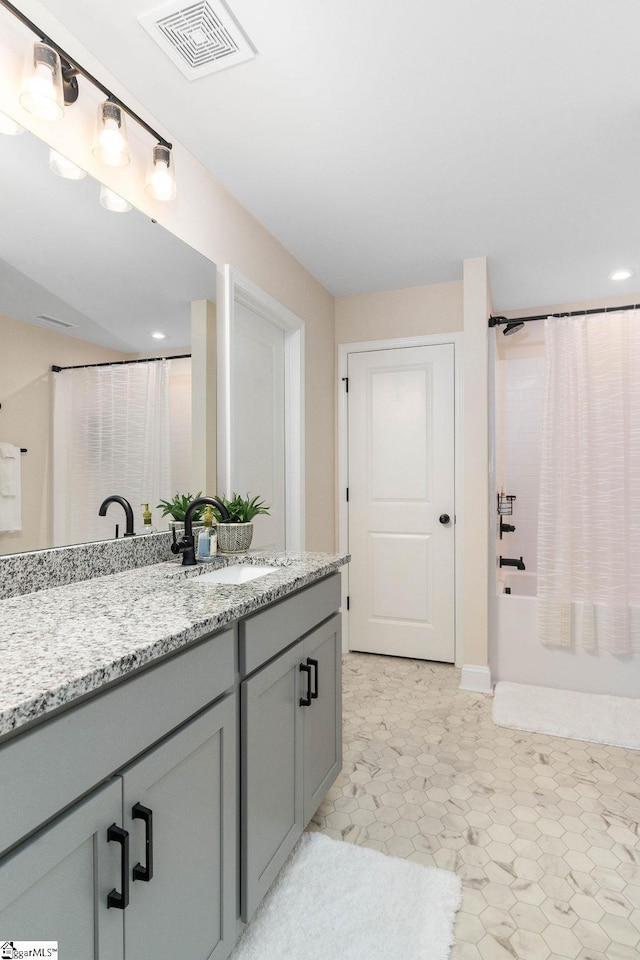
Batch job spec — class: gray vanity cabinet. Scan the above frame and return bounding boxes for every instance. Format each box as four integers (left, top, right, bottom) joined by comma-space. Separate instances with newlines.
0, 697, 236, 960
241, 598, 342, 923
0, 779, 124, 959
0, 569, 344, 960
302, 615, 342, 825
241, 639, 305, 921
122, 695, 237, 960
0, 627, 237, 960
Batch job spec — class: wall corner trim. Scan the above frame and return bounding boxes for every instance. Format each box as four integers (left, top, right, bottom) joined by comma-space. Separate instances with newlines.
460, 664, 493, 694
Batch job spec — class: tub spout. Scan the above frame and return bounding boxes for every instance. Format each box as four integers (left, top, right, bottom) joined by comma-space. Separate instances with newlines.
499, 556, 525, 571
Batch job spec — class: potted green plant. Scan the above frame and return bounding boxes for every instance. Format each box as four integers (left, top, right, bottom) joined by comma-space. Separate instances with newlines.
211, 493, 270, 553
156, 492, 205, 532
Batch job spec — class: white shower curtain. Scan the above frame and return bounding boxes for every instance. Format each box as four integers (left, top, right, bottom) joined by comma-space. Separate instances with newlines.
537, 312, 640, 653
53, 360, 172, 546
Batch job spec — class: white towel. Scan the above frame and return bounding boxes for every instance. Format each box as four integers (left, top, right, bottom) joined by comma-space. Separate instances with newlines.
0, 442, 21, 532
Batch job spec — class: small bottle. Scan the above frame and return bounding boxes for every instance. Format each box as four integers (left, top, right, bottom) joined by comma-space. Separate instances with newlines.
141, 503, 156, 534
197, 506, 216, 557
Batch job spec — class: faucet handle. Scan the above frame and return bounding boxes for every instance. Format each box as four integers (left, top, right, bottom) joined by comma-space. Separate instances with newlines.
170, 528, 181, 555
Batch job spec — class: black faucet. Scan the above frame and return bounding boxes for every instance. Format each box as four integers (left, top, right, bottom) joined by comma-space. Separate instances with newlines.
171, 496, 230, 566
98, 496, 135, 537
499, 556, 525, 571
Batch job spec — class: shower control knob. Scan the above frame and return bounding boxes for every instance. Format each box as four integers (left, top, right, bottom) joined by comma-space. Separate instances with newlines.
439, 514, 451, 525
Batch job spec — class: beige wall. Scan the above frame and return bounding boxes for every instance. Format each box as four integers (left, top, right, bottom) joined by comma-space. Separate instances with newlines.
335, 280, 463, 343
0, 314, 131, 554
334, 268, 493, 679
0, 2, 336, 552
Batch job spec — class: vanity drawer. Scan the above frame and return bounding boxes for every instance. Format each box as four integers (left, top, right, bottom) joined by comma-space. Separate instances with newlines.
239, 573, 341, 676
0, 626, 235, 857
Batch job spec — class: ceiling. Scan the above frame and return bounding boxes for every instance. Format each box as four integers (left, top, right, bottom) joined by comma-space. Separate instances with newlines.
25, 1, 640, 309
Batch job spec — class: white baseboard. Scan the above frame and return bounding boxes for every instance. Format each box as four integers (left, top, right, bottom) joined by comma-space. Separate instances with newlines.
460, 664, 493, 694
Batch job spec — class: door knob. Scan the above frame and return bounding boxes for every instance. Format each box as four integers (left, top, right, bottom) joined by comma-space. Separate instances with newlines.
439, 514, 451, 525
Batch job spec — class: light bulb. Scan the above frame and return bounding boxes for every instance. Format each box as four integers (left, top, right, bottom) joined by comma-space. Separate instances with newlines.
150, 160, 173, 200
19, 43, 64, 122
93, 102, 130, 167
145, 144, 177, 201
99, 117, 125, 158
99, 185, 131, 213
0, 112, 25, 135
49, 149, 87, 180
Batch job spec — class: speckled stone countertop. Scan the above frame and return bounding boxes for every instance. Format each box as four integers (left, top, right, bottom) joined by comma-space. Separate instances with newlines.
0, 551, 348, 739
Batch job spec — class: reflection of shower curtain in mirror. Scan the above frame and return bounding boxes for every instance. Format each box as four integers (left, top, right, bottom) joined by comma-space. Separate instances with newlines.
53, 360, 173, 546
537, 312, 640, 654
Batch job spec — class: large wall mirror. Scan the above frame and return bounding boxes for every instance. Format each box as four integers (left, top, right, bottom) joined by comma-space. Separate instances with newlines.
0, 128, 216, 556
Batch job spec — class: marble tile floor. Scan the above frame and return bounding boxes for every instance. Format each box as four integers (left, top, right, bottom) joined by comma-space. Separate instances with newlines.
309, 652, 640, 960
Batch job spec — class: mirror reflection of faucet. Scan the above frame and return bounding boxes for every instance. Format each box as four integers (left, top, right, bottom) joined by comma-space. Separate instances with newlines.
499, 556, 525, 571
98, 496, 136, 537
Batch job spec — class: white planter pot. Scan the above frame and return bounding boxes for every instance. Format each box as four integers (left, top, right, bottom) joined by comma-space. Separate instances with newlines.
217, 522, 254, 553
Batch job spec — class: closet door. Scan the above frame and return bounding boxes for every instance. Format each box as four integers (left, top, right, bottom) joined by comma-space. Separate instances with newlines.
348, 344, 456, 662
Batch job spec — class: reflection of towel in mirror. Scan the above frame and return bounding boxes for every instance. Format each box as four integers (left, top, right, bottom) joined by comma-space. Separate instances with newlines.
0, 442, 21, 532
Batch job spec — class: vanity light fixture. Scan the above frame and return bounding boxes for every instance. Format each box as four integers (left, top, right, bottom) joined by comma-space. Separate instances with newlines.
49, 148, 87, 180
0, 111, 24, 135
0, 0, 176, 198
609, 268, 634, 281
92, 101, 130, 167
99, 184, 131, 213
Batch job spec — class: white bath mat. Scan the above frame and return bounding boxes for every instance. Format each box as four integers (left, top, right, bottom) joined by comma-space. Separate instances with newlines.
230, 831, 461, 960
493, 680, 640, 750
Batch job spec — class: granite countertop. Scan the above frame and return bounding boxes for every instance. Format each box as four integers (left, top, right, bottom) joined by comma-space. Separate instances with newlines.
0, 551, 348, 739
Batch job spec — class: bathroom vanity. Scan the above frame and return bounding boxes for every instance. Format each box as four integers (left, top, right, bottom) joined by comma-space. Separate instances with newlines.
0, 550, 347, 959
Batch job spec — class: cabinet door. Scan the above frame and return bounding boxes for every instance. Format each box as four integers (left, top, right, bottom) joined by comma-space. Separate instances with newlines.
303, 614, 343, 825
0, 778, 124, 960
122, 695, 236, 960
241, 639, 305, 922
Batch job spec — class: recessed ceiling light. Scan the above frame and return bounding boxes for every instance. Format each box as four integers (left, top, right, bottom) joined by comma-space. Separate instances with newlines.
609, 269, 634, 281
151, 331, 167, 339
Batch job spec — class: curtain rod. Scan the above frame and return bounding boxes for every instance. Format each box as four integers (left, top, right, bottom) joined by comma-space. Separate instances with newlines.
489, 302, 640, 328
52, 354, 191, 372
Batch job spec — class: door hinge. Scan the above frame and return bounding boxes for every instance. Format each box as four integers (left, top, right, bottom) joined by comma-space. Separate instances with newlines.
346, 487, 349, 502
342, 376, 349, 392
346, 595, 350, 610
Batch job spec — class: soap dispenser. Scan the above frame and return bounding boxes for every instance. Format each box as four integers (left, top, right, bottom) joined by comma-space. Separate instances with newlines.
141, 503, 156, 534
197, 506, 217, 557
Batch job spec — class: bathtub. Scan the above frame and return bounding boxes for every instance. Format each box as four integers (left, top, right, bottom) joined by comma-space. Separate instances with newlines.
501, 571, 537, 596
492, 571, 640, 698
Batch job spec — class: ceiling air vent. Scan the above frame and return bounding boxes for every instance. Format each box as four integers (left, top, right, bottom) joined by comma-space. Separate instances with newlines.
139, 0, 255, 80
36, 314, 75, 329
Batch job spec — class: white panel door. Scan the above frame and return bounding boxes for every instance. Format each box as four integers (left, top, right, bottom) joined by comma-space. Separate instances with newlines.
233, 302, 285, 550
348, 345, 455, 662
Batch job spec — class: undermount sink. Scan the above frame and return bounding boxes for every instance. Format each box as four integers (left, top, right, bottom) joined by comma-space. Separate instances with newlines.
193, 564, 279, 586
